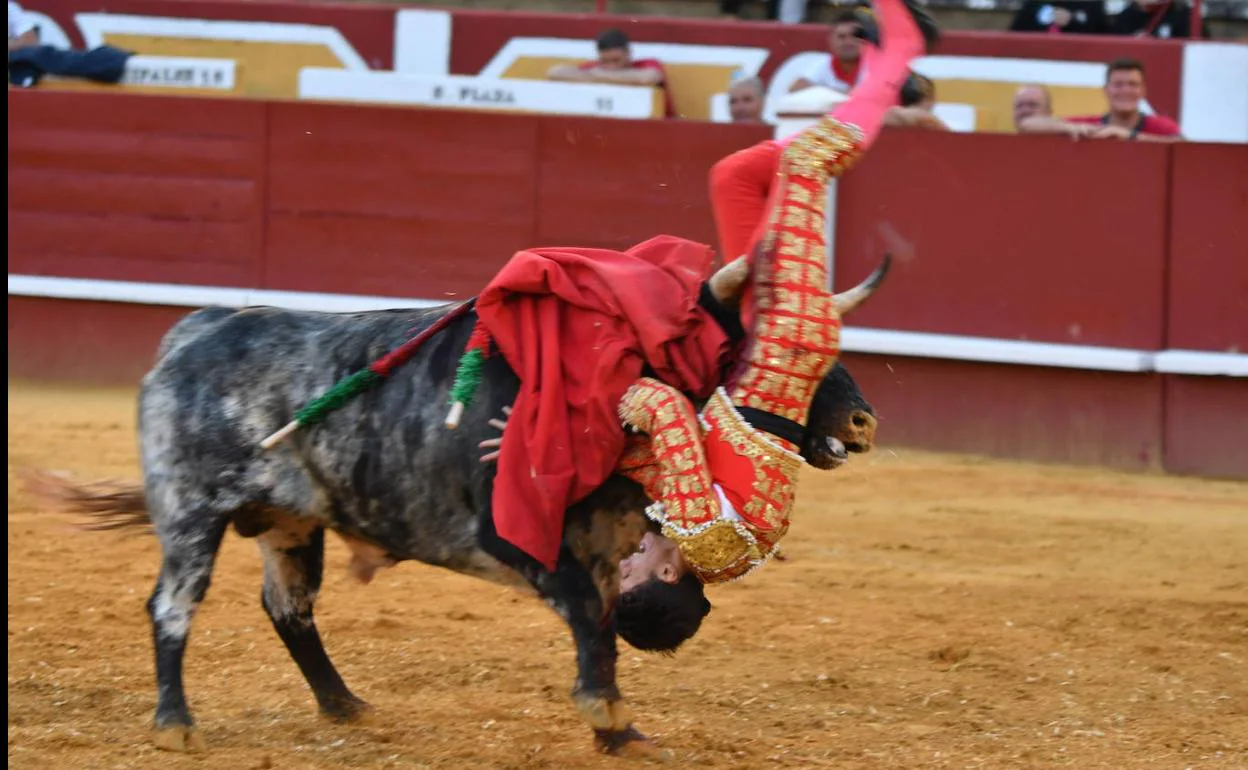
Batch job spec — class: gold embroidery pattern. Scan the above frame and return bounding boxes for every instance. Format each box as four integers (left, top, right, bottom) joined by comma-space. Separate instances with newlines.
701, 389, 801, 545
783, 117, 866, 182
617, 378, 718, 530
728, 117, 862, 427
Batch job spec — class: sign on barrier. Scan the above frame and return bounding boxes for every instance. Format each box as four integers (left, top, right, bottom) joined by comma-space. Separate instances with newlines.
297, 68, 661, 119
121, 56, 237, 90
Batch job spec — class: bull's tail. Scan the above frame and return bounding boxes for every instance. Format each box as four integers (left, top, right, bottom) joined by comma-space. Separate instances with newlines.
18, 469, 153, 535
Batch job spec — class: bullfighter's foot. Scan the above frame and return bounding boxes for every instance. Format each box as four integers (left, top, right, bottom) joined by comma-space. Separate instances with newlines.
573, 693, 633, 731
594, 727, 673, 761
152, 725, 207, 753
318, 694, 374, 724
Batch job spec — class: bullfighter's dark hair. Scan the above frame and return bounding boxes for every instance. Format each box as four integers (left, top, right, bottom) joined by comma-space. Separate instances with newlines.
615, 573, 711, 654
596, 28, 631, 51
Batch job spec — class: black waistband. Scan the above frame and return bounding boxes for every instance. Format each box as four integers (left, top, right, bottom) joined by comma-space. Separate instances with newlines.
735, 406, 806, 448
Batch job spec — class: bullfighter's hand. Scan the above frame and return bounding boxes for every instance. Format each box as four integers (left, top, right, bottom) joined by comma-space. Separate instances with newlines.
478, 405, 512, 463
709, 256, 750, 307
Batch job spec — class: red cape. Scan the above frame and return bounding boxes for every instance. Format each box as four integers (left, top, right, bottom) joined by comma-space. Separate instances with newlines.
475, 235, 731, 570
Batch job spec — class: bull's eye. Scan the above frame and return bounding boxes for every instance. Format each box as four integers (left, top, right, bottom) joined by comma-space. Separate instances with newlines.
852, 414, 868, 428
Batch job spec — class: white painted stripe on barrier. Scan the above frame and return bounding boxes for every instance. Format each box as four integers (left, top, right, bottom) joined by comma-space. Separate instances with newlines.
841, 327, 1153, 373
7, 275, 446, 312
1154, 350, 1248, 377
8, 274, 1247, 377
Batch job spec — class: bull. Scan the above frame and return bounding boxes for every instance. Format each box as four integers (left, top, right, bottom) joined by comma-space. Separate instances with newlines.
38, 261, 886, 758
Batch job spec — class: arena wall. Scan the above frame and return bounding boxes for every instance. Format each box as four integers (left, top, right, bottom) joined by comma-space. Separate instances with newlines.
8, 89, 1246, 479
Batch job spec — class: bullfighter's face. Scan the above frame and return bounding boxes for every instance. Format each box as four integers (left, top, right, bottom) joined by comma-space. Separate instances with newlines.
619, 531, 686, 591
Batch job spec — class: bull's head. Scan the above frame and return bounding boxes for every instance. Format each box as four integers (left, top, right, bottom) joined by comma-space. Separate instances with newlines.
709, 254, 890, 470
802, 255, 890, 468
802, 362, 877, 469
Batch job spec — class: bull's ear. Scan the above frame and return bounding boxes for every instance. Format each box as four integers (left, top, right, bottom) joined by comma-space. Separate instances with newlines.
708, 256, 750, 307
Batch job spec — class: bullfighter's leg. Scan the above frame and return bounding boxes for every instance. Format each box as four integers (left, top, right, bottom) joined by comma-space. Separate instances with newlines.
147, 511, 230, 753
257, 522, 370, 722
477, 504, 664, 759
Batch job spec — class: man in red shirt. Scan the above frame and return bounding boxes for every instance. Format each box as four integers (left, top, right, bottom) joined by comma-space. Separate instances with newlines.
1018, 58, 1183, 141
547, 28, 676, 119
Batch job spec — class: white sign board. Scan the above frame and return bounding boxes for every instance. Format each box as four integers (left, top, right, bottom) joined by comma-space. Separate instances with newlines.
297, 68, 659, 120
121, 56, 236, 90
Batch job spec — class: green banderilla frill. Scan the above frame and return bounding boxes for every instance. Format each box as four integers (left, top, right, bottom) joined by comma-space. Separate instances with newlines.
259, 298, 476, 451
443, 320, 492, 429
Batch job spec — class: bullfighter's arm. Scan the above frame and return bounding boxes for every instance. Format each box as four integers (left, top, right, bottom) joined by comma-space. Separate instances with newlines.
615, 378, 721, 528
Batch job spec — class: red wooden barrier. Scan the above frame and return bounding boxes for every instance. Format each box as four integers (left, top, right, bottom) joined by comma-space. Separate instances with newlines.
1164, 376, 1248, 479
833, 131, 1171, 348
7, 91, 267, 287
532, 116, 769, 249
1166, 142, 1248, 353
841, 355, 1165, 470
6, 89, 1246, 477
264, 103, 542, 298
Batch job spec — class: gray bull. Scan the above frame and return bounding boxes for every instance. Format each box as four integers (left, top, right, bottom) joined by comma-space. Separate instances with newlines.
45, 269, 884, 757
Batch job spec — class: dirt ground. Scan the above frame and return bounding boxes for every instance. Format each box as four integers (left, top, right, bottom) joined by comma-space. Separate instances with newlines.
7, 381, 1247, 770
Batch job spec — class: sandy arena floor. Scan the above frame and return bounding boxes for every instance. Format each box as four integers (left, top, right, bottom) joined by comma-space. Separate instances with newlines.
7, 381, 1247, 769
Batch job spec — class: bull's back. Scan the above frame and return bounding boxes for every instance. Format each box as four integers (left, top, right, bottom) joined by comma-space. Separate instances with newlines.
135, 302, 516, 567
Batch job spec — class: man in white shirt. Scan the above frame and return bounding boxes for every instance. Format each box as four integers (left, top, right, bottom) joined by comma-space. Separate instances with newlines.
788, 10, 865, 94
9, 1, 39, 51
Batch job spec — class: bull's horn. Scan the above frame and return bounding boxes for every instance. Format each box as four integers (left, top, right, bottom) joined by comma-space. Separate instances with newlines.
831, 254, 892, 316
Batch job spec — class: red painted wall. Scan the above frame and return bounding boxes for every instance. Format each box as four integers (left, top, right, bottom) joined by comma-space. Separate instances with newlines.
841, 353, 1165, 471
26, 0, 1185, 119
7, 296, 190, 384
8, 92, 267, 287
834, 130, 1170, 348
1166, 142, 1248, 353
1163, 376, 1248, 479
7, 89, 1247, 477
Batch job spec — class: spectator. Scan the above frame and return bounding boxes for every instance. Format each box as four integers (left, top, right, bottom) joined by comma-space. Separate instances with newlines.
1111, 0, 1209, 39
9, 0, 38, 51
1011, 83, 1054, 131
728, 76, 766, 124
720, 0, 780, 21
1010, 1, 1109, 34
547, 28, 675, 118
1017, 59, 1182, 141
788, 11, 864, 94
883, 73, 949, 130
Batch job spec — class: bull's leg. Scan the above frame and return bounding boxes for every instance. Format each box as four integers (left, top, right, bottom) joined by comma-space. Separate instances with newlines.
258, 524, 370, 721
478, 510, 664, 759
147, 513, 230, 753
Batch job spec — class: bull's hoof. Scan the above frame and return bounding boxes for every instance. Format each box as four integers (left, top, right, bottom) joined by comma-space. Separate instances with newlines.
573, 694, 632, 731
594, 727, 672, 761
319, 695, 374, 724
152, 725, 207, 753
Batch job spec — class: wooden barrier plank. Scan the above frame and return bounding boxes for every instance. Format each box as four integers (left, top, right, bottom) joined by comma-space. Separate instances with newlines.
533, 116, 767, 252
1166, 142, 1248, 353
263, 102, 540, 296
1163, 375, 1248, 479
7, 90, 265, 286
841, 352, 1165, 471
834, 131, 1171, 350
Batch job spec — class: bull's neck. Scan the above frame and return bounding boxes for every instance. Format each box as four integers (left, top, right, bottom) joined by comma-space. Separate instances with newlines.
726, 117, 864, 435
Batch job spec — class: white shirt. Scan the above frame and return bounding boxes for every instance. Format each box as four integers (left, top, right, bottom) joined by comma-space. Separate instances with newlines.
9, 1, 36, 40
801, 55, 862, 94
